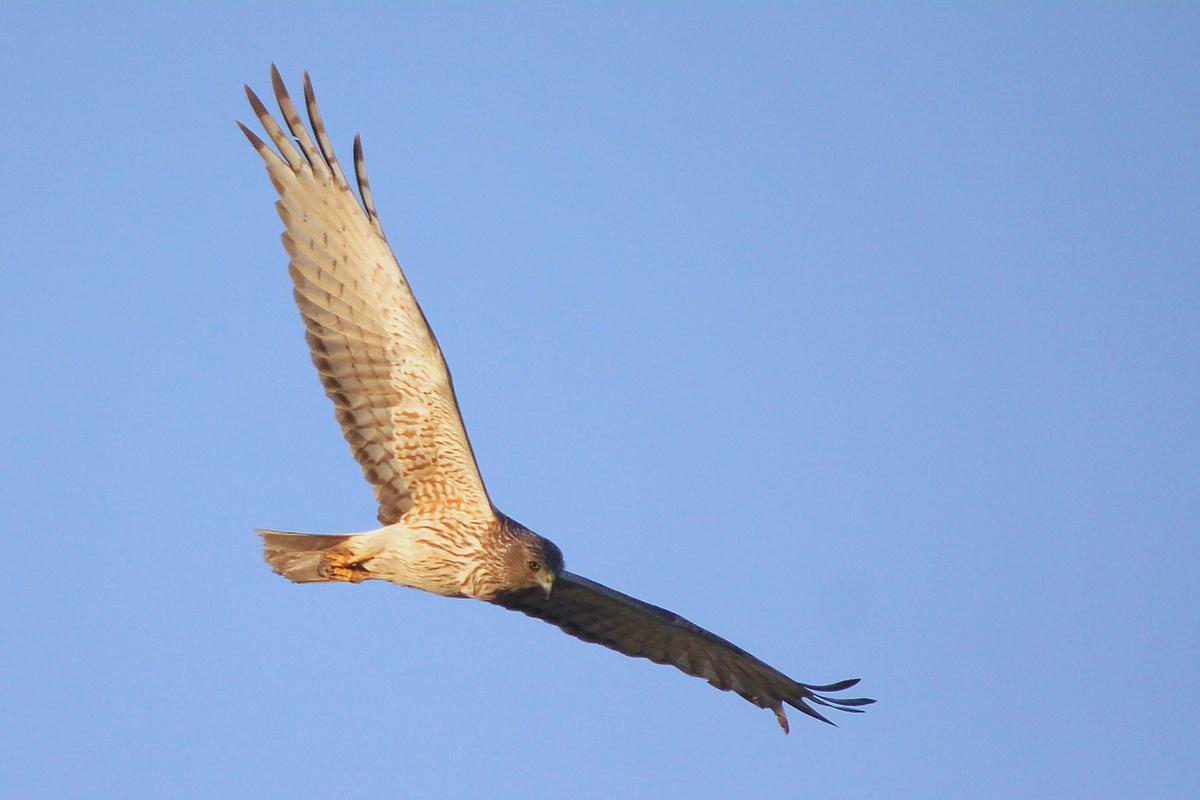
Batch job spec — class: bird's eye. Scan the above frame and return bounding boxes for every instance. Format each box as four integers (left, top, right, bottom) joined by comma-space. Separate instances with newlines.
528, 560, 541, 572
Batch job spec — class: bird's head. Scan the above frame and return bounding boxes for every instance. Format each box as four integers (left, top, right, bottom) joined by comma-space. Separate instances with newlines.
505, 526, 564, 597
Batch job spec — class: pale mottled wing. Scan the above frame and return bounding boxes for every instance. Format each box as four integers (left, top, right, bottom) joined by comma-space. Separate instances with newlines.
492, 572, 874, 732
241, 68, 491, 525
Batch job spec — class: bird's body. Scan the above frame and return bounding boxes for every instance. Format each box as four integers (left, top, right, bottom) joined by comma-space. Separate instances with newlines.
260, 513, 548, 599
242, 67, 872, 733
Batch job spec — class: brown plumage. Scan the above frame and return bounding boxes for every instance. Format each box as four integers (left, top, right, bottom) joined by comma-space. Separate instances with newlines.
243, 67, 873, 732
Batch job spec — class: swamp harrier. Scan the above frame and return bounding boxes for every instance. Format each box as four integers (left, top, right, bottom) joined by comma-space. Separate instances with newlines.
242, 67, 873, 733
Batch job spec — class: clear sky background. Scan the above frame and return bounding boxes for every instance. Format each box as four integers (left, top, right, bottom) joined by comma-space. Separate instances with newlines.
2, 4, 1197, 799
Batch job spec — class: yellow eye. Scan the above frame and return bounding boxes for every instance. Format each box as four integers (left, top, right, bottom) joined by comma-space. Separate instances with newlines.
528, 560, 541, 572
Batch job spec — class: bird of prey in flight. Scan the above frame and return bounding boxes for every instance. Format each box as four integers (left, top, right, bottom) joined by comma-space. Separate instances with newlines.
241, 67, 873, 733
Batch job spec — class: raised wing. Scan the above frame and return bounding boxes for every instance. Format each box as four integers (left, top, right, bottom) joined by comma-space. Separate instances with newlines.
241, 67, 491, 525
492, 572, 874, 732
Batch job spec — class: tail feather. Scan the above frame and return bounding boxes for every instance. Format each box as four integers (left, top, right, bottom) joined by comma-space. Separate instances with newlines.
257, 529, 360, 583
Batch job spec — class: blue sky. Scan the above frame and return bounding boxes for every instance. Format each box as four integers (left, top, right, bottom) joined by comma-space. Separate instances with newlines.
2, 4, 1197, 798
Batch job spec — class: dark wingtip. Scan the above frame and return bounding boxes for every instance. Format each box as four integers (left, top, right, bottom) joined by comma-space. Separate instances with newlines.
352, 133, 381, 226
270, 65, 289, 107
244, 84, 270, 118
804, 677, 861, 693
795, 701, 836, 726
790, 677, 874, 721
236, 120, 263, 146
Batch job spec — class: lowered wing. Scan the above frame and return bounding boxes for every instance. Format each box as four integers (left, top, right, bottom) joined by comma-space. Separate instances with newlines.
493, 571, 874, 732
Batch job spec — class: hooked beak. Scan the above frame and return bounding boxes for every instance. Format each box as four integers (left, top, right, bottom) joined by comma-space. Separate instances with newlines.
536, 570, 555, 597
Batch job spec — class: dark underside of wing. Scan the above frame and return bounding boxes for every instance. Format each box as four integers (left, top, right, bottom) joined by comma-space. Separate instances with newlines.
491, 571, 874, 732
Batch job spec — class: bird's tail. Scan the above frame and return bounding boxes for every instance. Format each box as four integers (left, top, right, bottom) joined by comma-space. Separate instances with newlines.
256, 529, 376, 583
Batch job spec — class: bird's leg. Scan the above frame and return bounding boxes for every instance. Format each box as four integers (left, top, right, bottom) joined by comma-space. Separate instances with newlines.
317, 549, 373, 583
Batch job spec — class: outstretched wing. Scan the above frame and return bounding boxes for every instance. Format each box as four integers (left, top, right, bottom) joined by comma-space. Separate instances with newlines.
492, 572, 874, 732
240, 67, 492, 525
